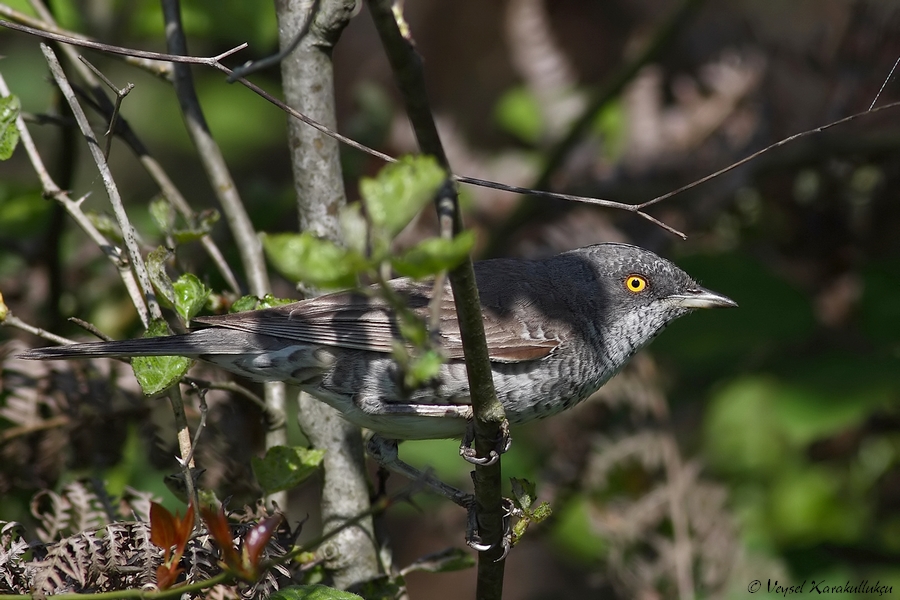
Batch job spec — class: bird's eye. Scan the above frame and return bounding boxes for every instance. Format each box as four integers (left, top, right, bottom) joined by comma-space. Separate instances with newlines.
625, 275, 648, 293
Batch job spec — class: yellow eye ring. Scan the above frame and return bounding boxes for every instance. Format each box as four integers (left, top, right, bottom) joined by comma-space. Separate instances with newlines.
625, 275, 648, 293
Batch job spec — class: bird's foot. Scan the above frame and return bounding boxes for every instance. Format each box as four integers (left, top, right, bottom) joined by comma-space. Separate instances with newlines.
459, 418, 511, 466
465, 496, 515, 560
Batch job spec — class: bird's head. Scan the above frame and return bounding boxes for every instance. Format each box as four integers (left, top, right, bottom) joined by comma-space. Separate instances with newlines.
574, 243, 737, 358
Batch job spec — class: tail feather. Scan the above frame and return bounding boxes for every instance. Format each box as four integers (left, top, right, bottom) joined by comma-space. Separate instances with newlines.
17, 328, 271, 361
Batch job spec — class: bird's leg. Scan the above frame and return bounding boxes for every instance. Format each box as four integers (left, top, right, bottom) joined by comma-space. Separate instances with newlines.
459, 417, 512, 466
366, 434, 472, 507
365, 434, 510, 553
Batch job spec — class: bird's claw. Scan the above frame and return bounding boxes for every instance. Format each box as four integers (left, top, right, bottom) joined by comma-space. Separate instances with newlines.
459, 419, 511, 466
464, 497, 514, 560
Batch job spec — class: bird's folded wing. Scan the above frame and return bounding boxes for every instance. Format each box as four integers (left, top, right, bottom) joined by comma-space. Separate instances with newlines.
193, 280, 559, 362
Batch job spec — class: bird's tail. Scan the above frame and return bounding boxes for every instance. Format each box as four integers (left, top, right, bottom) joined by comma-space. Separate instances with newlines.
17, 328, 254, 361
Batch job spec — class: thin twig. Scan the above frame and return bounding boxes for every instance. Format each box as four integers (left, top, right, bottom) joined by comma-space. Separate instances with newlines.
68, 317, 113, 341
636, 99, 900, 210
0, 73, 146, 313
2, 314, 74, 346
869, 54, 900, 110
77, 54, 134, 159
42, 43, 162, 325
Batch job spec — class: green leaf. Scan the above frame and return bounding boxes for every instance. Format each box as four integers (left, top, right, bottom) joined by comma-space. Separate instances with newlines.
172, 273, 211, 323
397, 309, 428, 347
339, 204, 368, 255
172, 209, 220, 244
404, 349, 444, 389
252, 446, 325, 495
257, 294, 296, 309
359, 155, 446, 240
510, 477, 537, 511
0, 94, 21, 160
391, 231, 475, 279
86, 211, 123, 244
262, 232, 368, 289
147, 246, 176, 309
132, 319, 191, 396
494, 86, 542, 144
230, 295, 260, 313
269, 585, 363, 600
149, 198, 176, 234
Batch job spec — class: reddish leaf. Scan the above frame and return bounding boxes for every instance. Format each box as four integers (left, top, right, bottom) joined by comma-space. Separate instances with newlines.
150, 503, 177, 559
156, 564, 183, 590
201, 504, 241, 568
172, 502, 195, 554
244, 514, 283, 567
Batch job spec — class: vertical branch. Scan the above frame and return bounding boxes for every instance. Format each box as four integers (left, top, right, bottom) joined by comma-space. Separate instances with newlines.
366, 1, 508, 597
159, 0, 288, 508
274, 0, 380, 589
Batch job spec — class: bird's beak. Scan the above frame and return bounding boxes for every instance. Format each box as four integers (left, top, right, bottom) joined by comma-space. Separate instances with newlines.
669, 287, 738, 309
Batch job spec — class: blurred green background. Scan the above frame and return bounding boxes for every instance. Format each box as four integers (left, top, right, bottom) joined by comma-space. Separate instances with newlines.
1, 0, 899, 598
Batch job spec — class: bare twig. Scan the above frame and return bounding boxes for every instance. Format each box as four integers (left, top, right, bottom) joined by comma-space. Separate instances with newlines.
2, 314, 75, 346
42, 43, 161, 325
0, 72, 147, 317
76, 55, 134, 159
870, 54, 900, 110
636, 99, 900, 211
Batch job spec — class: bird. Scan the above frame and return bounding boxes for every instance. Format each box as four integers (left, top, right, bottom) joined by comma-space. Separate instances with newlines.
19, 243, 736, 441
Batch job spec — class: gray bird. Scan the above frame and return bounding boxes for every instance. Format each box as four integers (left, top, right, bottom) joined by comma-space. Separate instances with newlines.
19, 243, 736, 440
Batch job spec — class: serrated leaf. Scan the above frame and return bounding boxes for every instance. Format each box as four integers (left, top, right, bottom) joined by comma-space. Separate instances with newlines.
257, 294, 296, 309
147, 246, 176, 309
149, 198, 176, 234
269, 585, 363, 600
510, 477, 537, 511
0, 95, 21, 160
230, 295, 260, 313
132, 319, 191, 396
173, 273, 210, 323
359, 155, 446, 240
172, 209, 221, 244
391, 231, 475, 279
262, 232, 368, 289
251, 446, 325, 495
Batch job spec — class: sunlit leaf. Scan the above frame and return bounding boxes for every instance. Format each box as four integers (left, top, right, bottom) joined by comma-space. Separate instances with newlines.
149, 198, 176, 234
252, 446, 325, 495
147, 246, 176, 309
0, 94, 21, 160
269, 585, 364, 600
262, 232, 368, 289
173, 273, 210, 323
359, 155, 446, 240
391, 231, 475, 279
132, 319, 191, 396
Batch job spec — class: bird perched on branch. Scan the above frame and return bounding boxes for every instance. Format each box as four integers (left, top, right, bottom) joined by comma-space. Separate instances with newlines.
20, 243, 735, 440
